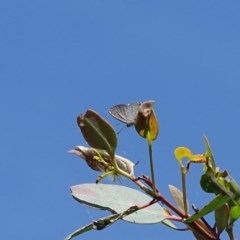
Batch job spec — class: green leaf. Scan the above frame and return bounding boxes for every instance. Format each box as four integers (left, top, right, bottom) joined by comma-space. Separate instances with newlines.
184, 194, 231, 223
70, 183, 174, 226
215, 203, 229, 235
203, 135, 216, 171
77, 109, 117, 157
168, 185, 189, 213
200, 171, 235, 199
227, 175, 240, 206
65, 222, 94, 240
229, 205, 240, 224
64, 213, 121, 240
200, 172, 221, 194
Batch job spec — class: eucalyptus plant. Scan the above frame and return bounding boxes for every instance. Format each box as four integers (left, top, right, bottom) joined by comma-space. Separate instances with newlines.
65, 100, 240, 240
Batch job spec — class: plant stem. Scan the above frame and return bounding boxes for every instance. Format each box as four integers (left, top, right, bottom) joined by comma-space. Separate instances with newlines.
181, 167, 188, 216
156, 191, 217, 239
148, 140, 156, 194
134, 175, 217, 240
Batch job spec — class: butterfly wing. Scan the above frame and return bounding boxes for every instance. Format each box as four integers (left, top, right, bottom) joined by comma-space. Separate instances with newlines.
109, 102, 141, 127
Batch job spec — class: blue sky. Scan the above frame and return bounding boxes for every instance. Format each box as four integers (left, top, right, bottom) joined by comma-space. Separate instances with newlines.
1, 1, 240, 239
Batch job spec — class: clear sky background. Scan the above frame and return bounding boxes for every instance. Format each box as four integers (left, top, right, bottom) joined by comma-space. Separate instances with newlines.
1, 1, 240, 240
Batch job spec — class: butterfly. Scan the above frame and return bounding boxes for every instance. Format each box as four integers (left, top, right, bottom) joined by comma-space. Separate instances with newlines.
108, 102, 141, 127
108, 100, 155, 127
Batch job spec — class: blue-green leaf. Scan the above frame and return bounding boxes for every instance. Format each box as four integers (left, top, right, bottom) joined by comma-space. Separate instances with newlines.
70, 183, 173, 225
169, 184, 188, 213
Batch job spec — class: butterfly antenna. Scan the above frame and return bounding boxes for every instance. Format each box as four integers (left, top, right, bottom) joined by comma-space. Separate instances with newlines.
117, 125, 127, 134
134, 160, 140, 167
